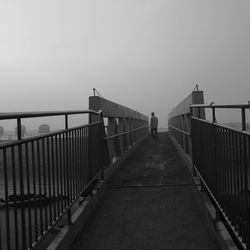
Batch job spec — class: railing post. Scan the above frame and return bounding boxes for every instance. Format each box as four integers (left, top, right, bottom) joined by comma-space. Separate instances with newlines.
64, 115, 72, 225
65, 114, 68, 130
241, 107, 250, 247
17, 118, 27, 248
212, 107, 216, 123
100, 112, 105, 180
190, 107, 196, 177
241, 108, 246, 131
107, 118, 115, 161
88, 113, 92, 181
118, 118, 124, 154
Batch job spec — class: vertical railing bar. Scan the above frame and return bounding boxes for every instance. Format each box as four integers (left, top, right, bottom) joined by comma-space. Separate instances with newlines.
232, 131, 237, 227
67, 130, 71, 204
70, 130, 74, 200
246, 136, 250, 247
72, 130, 75, 200
221, 127, 225, 208
42, 138, 48, 230
69, 130, 73, 202
207, 123, 211, 191
46, 137, 52, 225
37, 139, 44, 235
65, 115, 68, 130
73, 129, 76, 198
79, 128, 82, 192
92, 125, 95, 180
88, 125, 92, 184
217, 126, 222, 203
213, 125, 217, 198
51, 135, 56, 221
79, 128, 82, 193
80, 128, 83, 191
212, 107, 216, 123
220, 127, 225, 206
84, 127, 86, 186
243, 133, 249, 244
214, 125, 220, 220
242, 108, 246, 131
236, 133, 241, 231
240, 133, 245, 237
77, 129, 80, 195
31, 141, 38, 241
93, 124, 96, 178
55, 134, 60, 217
66, 130, 72, 225
231, 130, 236, 226
228, 130, 232, 223
59, 133, 64, 213
222, 128, 227, 210
11, 146, 19, 250
76, 129, 78, 197
101, 119, 105, 180
0, 218, 2, 250
25, 142, 33, 248
3, 148, 11, 250
226, 128, 231, 216
75, 129, 78, 195
17, 118, 27, 249
63, 133, 67, 212
239, 133, 244, 237
228, 130, 233, 222
222, 128, 227, 207
238, 133, 243, 237
84, 128, 87, 188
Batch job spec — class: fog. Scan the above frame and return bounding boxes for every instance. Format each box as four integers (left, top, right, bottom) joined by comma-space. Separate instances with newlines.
0, 0, 250, 128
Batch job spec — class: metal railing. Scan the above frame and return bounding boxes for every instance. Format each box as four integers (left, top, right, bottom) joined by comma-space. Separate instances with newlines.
190, 104, 250, 250
0, 110, 106, 250
0, 109, 149, 250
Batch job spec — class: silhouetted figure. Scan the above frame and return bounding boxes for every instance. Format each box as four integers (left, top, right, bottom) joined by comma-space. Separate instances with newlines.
150, 112, 158, 140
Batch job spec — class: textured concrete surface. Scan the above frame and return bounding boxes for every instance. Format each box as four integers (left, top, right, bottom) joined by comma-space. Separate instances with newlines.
71, 132, 220, 250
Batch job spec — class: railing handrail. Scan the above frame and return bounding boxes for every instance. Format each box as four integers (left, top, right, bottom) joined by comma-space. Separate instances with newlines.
191, 103, 250, 109
0, 109, 102, 120
168, 125, 191, 136
105, 125, 149, 140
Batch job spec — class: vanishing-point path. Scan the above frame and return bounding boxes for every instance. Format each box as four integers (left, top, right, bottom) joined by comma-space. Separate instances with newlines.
71, 132, 220, 250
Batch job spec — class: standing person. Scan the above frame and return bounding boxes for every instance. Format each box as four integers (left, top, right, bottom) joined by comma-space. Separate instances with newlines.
150, 112, 158, 140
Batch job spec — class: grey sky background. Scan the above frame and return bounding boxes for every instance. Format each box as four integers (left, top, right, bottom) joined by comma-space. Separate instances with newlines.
0, 1, 250, 128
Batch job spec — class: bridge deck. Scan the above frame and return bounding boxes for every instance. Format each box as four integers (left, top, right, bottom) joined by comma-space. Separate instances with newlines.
71, 133, 220, 250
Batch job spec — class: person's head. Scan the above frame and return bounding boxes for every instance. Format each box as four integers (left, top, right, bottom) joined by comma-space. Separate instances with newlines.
151, 112, 155, 116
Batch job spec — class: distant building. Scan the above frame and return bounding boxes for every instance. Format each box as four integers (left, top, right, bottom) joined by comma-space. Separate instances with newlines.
0, 126, 3, 138
39, 124, 50, 134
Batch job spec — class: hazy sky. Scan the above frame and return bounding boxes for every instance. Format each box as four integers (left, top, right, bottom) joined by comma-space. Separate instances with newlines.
1, 1, 250, 127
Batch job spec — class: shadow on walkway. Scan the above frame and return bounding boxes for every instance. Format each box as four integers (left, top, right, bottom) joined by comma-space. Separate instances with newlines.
71, 132, 220, 250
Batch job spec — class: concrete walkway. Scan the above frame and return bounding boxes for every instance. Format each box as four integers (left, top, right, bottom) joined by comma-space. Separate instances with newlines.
71, 133, 220, 250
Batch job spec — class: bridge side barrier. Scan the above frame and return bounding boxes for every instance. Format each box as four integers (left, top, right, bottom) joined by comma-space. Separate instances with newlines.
168, 90, 205, 161
191, 104, 250, 250
89, 96, 149, 166
0, 110, 105, 250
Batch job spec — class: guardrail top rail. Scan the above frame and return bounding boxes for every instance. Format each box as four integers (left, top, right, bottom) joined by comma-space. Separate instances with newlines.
191, 103, 250, 131
0, 110, 102, 120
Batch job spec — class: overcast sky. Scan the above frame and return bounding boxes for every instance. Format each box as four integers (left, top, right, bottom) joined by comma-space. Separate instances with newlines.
0, 1, 250, 127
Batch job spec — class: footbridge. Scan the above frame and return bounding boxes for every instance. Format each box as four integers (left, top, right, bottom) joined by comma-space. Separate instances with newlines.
0, 89, 249, 249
